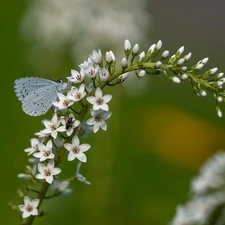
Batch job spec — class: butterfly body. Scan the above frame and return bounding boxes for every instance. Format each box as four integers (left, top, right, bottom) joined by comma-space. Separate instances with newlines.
14, 77, 63, 116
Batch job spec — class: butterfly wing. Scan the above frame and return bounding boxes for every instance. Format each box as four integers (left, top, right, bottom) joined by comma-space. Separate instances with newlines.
14, 77, 57, 102
22, 85, 58, 116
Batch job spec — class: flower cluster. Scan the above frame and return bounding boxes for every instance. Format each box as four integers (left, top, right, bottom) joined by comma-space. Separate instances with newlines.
14, 39, 225, 224
170, 151, 225, 225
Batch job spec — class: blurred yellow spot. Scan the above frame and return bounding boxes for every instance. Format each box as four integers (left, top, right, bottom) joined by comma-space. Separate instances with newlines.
138, 104, 225, 170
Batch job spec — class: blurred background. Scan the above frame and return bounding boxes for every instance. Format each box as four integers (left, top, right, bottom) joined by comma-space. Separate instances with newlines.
1, 0, 225, 224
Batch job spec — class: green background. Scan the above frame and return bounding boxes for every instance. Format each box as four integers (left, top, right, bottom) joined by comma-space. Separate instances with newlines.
1, 1, 225, 224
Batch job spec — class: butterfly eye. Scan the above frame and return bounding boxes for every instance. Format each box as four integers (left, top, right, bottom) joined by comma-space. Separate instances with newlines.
55, 78, 62, 84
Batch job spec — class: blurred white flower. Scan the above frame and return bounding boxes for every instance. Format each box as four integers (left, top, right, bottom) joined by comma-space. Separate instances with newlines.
20, 0, 151, 73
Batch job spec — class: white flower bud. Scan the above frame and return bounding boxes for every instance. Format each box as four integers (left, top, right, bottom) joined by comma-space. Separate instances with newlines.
161, 50, 169, 59
124, 39, 131, 51
138, 70, 146, 78
118, 72, 129, 83
155, 61, 162, 68
216, 107, 222, 117
217, 96, 223, 102
148, 44, 156, 53
201, 57, 209, 64
200, 90, 207, 96
156, 40, 162, 50
109, 50, 115, 61
121, 57, 128, 68
184, 52, 192, 61
181, 73, 188, 80
177, 58, 185, 65
132, 44, 139, 54
217, 73, 224, 78
181, 66, 187, 71
139, 51, 145, 60
105, 51, 112, 63
172, 76, 181, 83
208, 67, 218, 75
217, 81, 224, 86
177, 46, 184, 54
195, 63, 204, 70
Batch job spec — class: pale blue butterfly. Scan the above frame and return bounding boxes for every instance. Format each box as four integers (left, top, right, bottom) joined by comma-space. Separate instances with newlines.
14, 77, 65, 116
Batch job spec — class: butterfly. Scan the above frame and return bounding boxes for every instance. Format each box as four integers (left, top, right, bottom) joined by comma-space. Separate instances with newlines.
14, 77, 64, 116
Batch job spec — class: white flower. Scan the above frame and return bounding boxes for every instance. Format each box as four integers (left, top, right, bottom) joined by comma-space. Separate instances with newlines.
51, 180, 72, 196
86, 109, 112, 133
86, 87, 112, 111
53, 93, 74, 110
41, 113, 65, 139
81, 58, 99, 79
18, 196, 39, 218
99, 68, 110, 81
33, 140, 55, 162
36, 159, 61, 184
60, 114, 80, 136
89, 49, 102, 64
64, 135, 90, 162
67, 84, 86, 102
67, 69, 85, 83
24, 138, 40, 155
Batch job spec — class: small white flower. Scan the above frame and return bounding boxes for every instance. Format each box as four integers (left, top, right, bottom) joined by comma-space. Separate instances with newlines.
86, 87, 112, 111
67, 69, 85, 83
99, 68, 110, 81
64, 135, 90, 162
51, 180, 72, 196
41, 114, 64, 139
53, 93, 74, 110
18, 196, 39, 218
33, 140, 55, 162
36, 159, 61, 184
67, 84, 86, 102
86, 109, 112, 133
81, 58, 99, 79
24, 138, 40, 155
89, 49, 102, 64
60, 114, 80, 136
